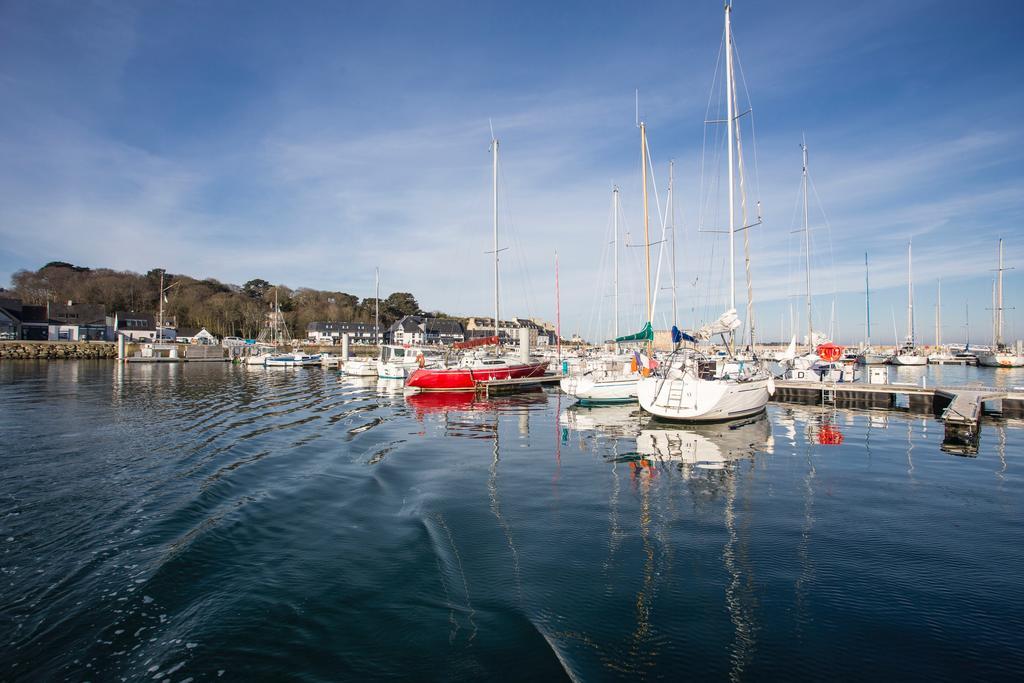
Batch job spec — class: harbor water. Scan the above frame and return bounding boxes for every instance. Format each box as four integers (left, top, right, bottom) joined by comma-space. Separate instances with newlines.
2, 361, 1023, 680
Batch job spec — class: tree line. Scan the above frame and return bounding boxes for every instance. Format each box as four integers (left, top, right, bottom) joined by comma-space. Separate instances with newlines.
5, 262, 441, 339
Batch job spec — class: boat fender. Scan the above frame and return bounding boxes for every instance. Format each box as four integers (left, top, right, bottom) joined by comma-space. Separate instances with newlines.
767, 376, 776, 396
416, 352, 425, 368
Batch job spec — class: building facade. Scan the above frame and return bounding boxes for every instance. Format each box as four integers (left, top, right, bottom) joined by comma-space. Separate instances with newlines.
388, 316, 466, 346
306, 321, 382, 345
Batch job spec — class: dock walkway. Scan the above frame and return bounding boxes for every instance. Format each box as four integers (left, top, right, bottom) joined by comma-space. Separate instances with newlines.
477, 373, 563, 394
772, 379, 1023, 449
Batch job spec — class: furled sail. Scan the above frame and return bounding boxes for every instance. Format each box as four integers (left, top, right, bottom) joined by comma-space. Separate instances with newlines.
614, 321, 653, 343
695, 309, 742, 340
453, 335, 499, 349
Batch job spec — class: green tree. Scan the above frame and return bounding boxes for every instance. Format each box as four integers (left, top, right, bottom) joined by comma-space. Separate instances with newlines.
243, 278, 272, 299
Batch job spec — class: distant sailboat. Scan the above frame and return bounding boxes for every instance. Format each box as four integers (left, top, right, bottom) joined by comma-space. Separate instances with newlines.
890, 242, 927, 365
344, 268, 381, 377
778, 139, 859, 382
560, 185, 641, 404
858, 253, 890, 364
928, 280, 956, 363
977, 238, 1024, 367
406, 134, 548, 391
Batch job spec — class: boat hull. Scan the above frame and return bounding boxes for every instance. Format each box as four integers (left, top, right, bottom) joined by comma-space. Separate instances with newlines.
977, 353, 1024, 368
890, 354, 927, 366
559, 374, 638, 405
406, 361, 549, 391
637, 374, 772, 423
343, 359, 378, 377
266, 354, 321, 367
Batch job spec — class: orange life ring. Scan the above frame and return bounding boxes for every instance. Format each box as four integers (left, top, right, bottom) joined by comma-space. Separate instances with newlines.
817, 344, 843, 362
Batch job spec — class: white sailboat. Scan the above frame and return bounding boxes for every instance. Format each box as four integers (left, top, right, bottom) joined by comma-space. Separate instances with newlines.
977, 238, 1024, 367
559, 186, 640, 404
344, 267, 382, 377
778, 139, 859, 382
890, 242, 927, 365
637, 2, 774, 422
928, 281, 956, 363
858, 253, 890, 364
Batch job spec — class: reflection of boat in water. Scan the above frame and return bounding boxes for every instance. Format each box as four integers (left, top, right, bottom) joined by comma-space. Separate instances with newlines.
635, 414, 773, 469
376, 378, 406, 395
405, 388, 547, 418
559, 403, 643, 437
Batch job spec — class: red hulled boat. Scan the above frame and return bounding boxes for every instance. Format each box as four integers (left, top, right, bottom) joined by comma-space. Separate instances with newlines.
406, 358, 549, 391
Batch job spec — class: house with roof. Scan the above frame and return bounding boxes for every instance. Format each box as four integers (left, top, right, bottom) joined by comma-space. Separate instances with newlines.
306, 321, 381, 345
113, 311, 176, 341
47, 302, 109, 341
389, 316, 426, 345
175, 327, 218, 345
387, 316, 466, 346
0, 298, 49, 340
423, 318, 465, 345
0, 298, 23, 339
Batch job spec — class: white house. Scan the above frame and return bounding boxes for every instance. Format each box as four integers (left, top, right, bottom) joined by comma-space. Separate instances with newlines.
176, 327, 218, 345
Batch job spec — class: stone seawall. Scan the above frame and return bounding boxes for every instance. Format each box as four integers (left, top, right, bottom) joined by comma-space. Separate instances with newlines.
0, 341, 120, 359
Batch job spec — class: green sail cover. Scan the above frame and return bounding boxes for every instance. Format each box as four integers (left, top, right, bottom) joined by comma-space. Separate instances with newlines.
614, 321, 653, 343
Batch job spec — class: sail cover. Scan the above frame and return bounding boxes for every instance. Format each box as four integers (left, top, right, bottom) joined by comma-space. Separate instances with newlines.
615, 322, 653, 343
453, 335, 499, 349
695, 309, 742, 340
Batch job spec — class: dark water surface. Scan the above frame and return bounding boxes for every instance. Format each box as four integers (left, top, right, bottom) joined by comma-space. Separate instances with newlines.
2, 361, 1023, 681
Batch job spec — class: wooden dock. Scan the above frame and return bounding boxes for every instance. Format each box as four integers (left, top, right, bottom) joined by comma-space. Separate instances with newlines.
477, 373, 564, 394
772, 379, 1024, 451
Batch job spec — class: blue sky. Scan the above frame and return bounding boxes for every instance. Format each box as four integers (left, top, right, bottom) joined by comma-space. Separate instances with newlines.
1, 0, 1022, 344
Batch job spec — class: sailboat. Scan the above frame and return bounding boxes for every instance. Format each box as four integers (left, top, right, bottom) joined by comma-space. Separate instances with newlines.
558, 187, 642, 404
977, 238, 1024, 367
778, 139, 859, 382
343, 268, 381, 377
858, 253, 890, 364
927, 281, 956, 363
405, 135, 548, 391
890, 242, 927, 365
637, 2, 774, 422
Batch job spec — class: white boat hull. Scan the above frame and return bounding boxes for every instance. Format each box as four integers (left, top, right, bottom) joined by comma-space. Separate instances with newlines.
343, 359, 378, 377
858, 352, 889, 365
637, 374, 772, 423
266, 352, 321, 367
376, 361, 411, 379
559, 374, 638, 404
977, 352, 1024, 368
890, 354, 927, 366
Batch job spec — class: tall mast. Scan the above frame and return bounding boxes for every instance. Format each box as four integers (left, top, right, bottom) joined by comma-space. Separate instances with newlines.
613, 185, 620, 346
725, 1, 737, 341
158, 269, 164, 343
555, 250, 561, 362
669, 160, 678, 329
864, 252, 871, 347
492, 136, 500, 341
935, 280, 942, 347
374, 267, 380, 348
991, 278, 997, 348
801, 139, 813, 349
965, 300, 969, 346
641, 121, 651, 330
996, 238, 1004, 348
907, 241, 914, 347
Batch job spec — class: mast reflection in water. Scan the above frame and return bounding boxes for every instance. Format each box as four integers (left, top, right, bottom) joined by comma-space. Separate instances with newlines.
1, 362, 1022, 680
